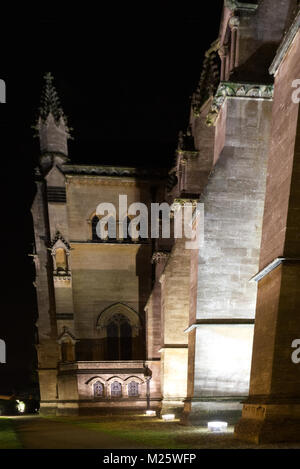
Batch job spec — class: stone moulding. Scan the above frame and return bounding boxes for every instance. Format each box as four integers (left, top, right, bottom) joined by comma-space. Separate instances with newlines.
206, 81, 274, 126
251, 257, 300, 283
50, 231, 71, 250
62, 165, 167, 180
54, 276, 72, 283
59, 368, 146, 375
173, 198, 199, 207
225, 0, 258, 12
184, 318, 255, 333
56, 314, 74, 320
57, 326, 77, 345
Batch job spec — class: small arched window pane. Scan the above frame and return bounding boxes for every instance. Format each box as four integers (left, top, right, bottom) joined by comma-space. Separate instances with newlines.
120, 321, 132, 338
92, 216, 100, 241
107, 322, 118, 338
111, 381, 122, 397
128, 381, 139, 397
94, 381, 104, 398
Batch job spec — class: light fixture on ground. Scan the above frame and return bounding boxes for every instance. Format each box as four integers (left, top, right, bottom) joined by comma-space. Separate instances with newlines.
16, 400, 26, 414
161, 414, 175, 421
145, 410, 156, 416
207, 421, 228, 432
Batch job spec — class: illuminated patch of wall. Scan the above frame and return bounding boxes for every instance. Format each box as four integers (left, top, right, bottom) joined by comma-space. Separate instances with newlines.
161, 348, 188, 398
193, 325, 254, 397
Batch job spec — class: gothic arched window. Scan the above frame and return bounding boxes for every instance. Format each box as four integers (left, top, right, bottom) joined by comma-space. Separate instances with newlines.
128, 381, 139, 397
111, 381, 122, 397
94, 381, 104, 398
106, 314, 132, 361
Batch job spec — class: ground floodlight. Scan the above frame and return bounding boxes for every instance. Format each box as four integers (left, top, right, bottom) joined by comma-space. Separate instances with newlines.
162, 414, 175, 421
207, 421, 228, 432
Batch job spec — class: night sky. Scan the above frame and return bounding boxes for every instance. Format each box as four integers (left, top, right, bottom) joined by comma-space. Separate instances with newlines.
0, 4, 223, 394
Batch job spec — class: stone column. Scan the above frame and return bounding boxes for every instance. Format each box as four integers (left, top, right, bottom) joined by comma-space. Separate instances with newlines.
32, 180, 60, 415
183, 87, 273, 426
229, 17, 240, 70
218, 46, 228, 82
159, 237, 192, 417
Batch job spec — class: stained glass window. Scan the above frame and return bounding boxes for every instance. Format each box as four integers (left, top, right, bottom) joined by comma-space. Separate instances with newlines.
128, 381, 139, 397
94, 381, 104, 398
106, 315, 132, 360
111, 381, 122, 397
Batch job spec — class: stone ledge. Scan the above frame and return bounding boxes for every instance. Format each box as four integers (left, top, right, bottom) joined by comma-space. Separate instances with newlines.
206, 81, 274, 126
185, 319, 255, 332
251, 257, 300, 282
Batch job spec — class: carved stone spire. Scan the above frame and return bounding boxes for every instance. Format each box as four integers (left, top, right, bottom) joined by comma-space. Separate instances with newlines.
39, 72, 66, 124
36, 72, 71, 168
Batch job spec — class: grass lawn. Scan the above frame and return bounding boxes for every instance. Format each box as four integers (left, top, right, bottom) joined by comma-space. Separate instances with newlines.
48, 414, 241, 449
0, 418, 22, 449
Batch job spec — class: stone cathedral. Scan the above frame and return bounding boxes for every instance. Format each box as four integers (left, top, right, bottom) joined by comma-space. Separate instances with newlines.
32, 0, 300, 443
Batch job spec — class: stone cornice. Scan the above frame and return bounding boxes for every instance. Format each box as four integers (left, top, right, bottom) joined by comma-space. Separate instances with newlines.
59, 368, 146, 376
173, 197, 199, 207
62, 164, 167, 180
206, 81, 274, 126
225, 0, 258, 12
158, 345, 188, 352
65, 177, 140, 187
269, 9, 300, 76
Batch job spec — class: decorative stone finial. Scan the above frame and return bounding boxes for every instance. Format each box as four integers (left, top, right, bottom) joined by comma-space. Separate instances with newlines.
36, 72, 71, 166
39, 72, 66, 124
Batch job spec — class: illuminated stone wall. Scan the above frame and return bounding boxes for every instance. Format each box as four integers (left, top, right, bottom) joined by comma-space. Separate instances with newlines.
236, 23, 300, 444
184, 95, 273, 423
33, 162, 161, 414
